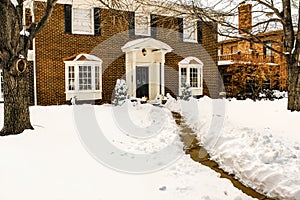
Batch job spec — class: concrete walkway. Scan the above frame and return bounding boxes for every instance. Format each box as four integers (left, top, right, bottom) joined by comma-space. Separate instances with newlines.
171, 111, 275, 200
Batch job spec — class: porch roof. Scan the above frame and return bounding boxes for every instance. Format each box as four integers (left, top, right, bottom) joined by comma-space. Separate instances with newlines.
121, 38, 173, 53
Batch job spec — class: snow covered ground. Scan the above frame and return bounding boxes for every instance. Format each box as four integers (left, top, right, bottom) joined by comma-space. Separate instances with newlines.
0, 102, 253, 200
174, 96, 300, 200
1, 96, 299, 200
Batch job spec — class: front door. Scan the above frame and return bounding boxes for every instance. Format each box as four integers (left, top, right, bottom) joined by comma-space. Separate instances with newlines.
136, 66, 149, 98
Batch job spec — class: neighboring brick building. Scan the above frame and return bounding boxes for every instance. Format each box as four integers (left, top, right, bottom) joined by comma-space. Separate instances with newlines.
22, 0, 218, 105
218, 3, 287, 98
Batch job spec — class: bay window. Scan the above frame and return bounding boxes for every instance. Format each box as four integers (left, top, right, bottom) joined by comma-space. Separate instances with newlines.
179, 57, 203, 96
64, 54, 102, 101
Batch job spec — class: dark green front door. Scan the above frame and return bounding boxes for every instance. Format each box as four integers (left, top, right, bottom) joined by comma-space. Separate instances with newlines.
136, 66, 149, 98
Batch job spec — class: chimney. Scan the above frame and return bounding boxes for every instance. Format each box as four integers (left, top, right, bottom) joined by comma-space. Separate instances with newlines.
238, 3, 252, 34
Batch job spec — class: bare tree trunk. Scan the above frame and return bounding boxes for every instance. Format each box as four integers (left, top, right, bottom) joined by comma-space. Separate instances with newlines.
0, 0, 56, 135
0, 60, 33, 136
287, 62, 300, 111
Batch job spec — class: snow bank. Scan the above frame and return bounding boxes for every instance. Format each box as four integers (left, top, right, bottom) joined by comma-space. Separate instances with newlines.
0, 103, 254, 200
180, 97, 300, 200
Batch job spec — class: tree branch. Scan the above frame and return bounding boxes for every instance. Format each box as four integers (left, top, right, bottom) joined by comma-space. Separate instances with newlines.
29, 0, 57, 40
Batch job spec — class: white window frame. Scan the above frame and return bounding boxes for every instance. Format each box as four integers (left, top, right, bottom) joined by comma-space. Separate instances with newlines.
135, 12, 151, 36
64, 61, 102, 101
72, 8, 94, 35
179, 63, 203, 96
183, 18, 197, 43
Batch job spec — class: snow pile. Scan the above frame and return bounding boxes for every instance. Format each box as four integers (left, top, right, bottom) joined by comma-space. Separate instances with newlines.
0, 103, 254, 200
179, 97, 300, 199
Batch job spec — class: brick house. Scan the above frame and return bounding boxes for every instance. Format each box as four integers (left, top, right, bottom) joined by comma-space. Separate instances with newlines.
218, 3, 287, 98
5, 0, 219, 105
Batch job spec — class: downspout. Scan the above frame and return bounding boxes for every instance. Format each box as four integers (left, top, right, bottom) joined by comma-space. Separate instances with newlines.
33, 38, 37, 106
32, 2, 37, 106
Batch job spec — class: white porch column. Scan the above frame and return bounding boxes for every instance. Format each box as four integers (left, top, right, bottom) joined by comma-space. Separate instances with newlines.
160, 52, 165, 95
156, 62, 160, 96
125, 52, 131, 96
132, 51, 137, 97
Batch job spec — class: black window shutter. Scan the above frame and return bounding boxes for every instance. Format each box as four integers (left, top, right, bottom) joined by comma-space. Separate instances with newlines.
151, 14, 157, 38
129, 11, 135, 38
178, 18, 183, 42
64, 4, 72, 34
197, 21, 203, 44
94, 8, 101, 36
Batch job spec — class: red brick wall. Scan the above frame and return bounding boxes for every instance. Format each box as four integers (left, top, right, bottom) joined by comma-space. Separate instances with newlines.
34, 2, 218, 105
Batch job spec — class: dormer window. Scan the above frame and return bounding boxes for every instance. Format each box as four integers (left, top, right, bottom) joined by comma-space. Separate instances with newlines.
135, 12, 151, 36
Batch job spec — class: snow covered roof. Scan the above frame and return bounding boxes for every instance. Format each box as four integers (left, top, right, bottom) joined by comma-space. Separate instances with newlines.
121, 38, 173, 53
179, 57, 203, 66
63, 53, 102, 62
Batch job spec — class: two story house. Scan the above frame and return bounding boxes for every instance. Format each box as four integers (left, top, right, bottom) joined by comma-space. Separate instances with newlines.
11, 0, 219, 105
218, 3, 287, 98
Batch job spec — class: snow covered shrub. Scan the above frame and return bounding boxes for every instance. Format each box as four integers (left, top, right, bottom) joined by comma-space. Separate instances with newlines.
181, 82, 192, 101
112, 79, 128, 106
259, 89, 287, 100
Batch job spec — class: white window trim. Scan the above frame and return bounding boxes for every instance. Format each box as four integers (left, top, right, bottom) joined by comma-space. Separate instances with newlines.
183, 18, 197, 43
72, 8, 94, 35
135, 12, 151, 36
64, 60, 102, 100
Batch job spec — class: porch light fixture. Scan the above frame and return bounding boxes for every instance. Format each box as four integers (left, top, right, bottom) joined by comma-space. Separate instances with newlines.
142, 48, 147, 56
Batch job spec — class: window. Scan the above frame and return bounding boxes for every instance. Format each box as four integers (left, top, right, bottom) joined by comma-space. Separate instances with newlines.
65, 5, 101, 35
190, 68, 198, 87
180, 68, 187, 87
79, 66, 92, 90
95, 66, 100, 90
135, 12, 150, 36
179, 57, 203, 96
72, 8, 93, 34
231, 45, 238, 54
265, 43, 272, 57
180, 67, 202, 89
68, 66, 75, 90
183, 19, 197, 42
64, 54, 102, 101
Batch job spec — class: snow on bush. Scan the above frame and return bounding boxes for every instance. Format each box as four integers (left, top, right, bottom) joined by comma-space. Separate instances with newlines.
259, 90, 287, 100
181, 82, 192, 101
112, 79, 128, 106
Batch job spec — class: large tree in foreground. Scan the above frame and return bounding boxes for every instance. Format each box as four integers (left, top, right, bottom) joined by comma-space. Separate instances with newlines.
0, 0, 57, 135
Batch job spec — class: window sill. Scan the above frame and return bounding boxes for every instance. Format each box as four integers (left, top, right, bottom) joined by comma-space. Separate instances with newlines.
183, 39, 198, 43
135, 32, 151, 37
70, 31, 94, 36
